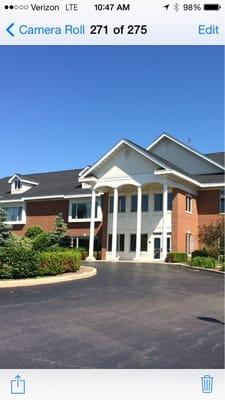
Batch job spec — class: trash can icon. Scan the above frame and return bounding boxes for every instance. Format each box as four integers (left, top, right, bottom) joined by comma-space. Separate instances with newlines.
201, 375, 214, 393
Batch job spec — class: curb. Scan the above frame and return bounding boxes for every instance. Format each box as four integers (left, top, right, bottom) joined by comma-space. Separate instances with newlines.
0, 266, 97, 288
176, 263, 225, 275
86, 260, 224, 275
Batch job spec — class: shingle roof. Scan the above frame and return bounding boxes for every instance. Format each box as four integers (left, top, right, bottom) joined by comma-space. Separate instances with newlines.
127, 139, 224, 185
0, 169, 91, 201
205, 152, 225, 167
1, 144, 224, 202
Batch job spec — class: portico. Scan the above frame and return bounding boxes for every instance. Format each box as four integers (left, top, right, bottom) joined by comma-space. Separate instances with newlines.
86, 180, 170, 262
79, 138, 199, 262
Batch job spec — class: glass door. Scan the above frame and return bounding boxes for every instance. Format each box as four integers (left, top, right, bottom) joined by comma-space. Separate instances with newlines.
154, 237, 161, 259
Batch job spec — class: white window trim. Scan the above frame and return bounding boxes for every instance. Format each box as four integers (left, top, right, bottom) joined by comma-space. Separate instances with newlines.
68, 198, 102, 223
185, 195, 192, 214
2, 203, 26, 225
219, 190, 225, 214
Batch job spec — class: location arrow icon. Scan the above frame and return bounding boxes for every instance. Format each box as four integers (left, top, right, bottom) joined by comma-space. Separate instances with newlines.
6, 23, 15, 37
163, 4, 170, 10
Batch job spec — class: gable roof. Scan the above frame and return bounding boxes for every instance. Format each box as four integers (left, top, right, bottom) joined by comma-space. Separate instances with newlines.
205, 152, 225, 167
1, 134, 224, 202
8, 174, 39, 186
146, 132, 225, 171
0, 169, 91, 201
79, 138, 170, 180
80, 137, 224, 186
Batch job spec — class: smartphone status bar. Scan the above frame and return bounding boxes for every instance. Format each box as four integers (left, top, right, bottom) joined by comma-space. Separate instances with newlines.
0, 1, 224, 44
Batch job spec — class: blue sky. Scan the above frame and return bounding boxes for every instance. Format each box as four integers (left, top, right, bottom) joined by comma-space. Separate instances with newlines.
0, 45, 224, 177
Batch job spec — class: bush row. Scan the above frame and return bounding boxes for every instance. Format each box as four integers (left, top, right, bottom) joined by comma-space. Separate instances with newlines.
188, 256, 216, 269
166, 252, 187, 263
0, 246, 81, 280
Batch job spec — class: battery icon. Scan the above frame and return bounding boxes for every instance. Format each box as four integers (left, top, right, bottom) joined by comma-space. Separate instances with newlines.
204, 4, 221, 10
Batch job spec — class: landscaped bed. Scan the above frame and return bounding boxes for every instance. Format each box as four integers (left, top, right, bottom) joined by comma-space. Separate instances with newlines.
0, 211, 84, 280
0, 247, 81, 280
166, 252, 224, 272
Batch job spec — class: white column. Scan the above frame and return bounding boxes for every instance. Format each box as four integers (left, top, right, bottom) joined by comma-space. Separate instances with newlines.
162, 183, 168, 260
135, 186, 142, 260
111, 187, 118, 260
87, 189, 96, 261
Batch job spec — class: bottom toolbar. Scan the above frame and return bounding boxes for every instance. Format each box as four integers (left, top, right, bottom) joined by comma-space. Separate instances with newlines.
0, 370, 224, 399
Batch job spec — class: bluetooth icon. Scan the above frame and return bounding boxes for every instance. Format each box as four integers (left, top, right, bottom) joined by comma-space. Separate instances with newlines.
174, 3, 179, 11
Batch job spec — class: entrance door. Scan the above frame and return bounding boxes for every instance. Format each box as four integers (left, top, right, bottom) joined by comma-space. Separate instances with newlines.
154, 237, 161, 259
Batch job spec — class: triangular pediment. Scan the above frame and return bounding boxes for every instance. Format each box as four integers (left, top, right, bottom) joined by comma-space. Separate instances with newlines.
80, 139, 169, 182
147, 133, 224, 174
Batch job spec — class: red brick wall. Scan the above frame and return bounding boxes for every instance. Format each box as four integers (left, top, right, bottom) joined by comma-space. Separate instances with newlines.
12, 199, 101, 238
198, 189, 222, 227
172, 189, 199, 253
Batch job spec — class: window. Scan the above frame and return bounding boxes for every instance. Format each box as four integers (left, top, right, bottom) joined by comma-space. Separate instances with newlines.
131, 195, 137, 212
130, 234, 136, 252
14, 179, 21, 190
108, 234, 112, 251
167, 192, 173, 211
109, 196, 113, 213
131, 194, 149, 212
71, 201, 97, 220
186, 195, 192, 213
141, 234, 148, 251
118, 195, 126, 212
220, 190, 225, 213
109, 195, 126, 213
142, 194, 149, 212
154, 193, 163, 211
167, 237, 171, 253
154, 192, 172, 211
117, 234, 125, 252
4, 206, 23, 222
186, 233, 193, 256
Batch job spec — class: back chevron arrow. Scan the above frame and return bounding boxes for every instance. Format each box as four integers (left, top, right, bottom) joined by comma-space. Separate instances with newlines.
6, 23, 15, 37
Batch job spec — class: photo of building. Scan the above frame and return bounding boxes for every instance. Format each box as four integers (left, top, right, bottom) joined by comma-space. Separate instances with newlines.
1, 132, 224, 261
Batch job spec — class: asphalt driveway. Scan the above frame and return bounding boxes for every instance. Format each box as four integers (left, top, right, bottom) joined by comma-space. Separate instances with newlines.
0, 262, 224, 368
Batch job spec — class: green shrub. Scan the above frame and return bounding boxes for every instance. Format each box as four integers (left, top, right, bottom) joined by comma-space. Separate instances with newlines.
166, 252, 187, 263
25, 225, 43, 239
93, 250, 101, 260
78, 247, 88, 260
0, 246, 40, 279
38, 250, 81, 276
192, 249, 209, 258
188, 256, 216, 269
7, 235, 33, 250
32, 232, 55, 251
221, 263, 225, 272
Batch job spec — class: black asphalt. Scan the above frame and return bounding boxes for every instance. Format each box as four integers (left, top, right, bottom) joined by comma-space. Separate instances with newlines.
0, 263, 224, 368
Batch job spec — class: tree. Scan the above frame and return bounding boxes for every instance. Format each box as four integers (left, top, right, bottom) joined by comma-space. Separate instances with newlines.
199, 219, 224, 258
25, 225, 44, 239
0, 208, 12, 246
51, 213, 67, 243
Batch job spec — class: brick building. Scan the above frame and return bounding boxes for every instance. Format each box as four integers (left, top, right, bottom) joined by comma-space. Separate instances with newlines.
0, 133, 224, 261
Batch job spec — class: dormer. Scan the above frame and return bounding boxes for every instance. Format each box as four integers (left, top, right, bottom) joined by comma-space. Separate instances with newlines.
8, 174, 38, 195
